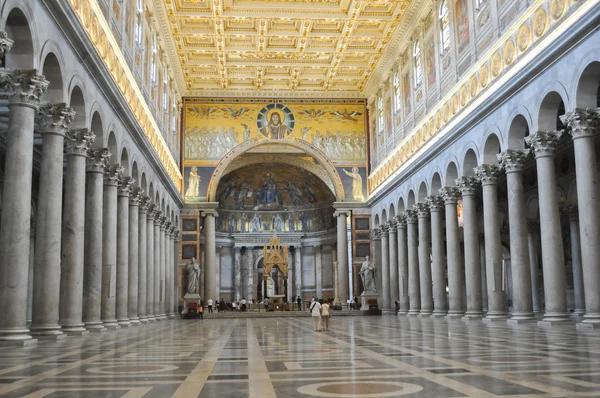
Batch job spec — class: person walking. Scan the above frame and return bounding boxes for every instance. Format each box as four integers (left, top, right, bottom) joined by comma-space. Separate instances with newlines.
264, 297, 270, 312
198, 303, 204, 320
207, 297, 213, 313
296, 296, 302, 311
354, 296, 359, 310
395, 300, 399, 315
321, 299, 331, 331
310, 298, 322, 331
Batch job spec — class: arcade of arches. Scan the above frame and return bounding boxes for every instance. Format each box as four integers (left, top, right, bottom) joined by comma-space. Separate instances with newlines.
1, 0, 600, 396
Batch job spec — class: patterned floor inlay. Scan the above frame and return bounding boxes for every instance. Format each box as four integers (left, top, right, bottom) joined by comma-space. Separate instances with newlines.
0, 316, 599, 397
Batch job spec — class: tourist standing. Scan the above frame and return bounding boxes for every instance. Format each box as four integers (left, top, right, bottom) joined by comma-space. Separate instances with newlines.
232, 300, 236, 312
198, 303, 204, 319
264, 297, 270, 312
395, 300, 399, 315
321, 300, 331, 331
241, 298, 247, 312
310, 299, 322, 331
296, 296, 302, 311
354, 296, 359, 310
207, 297, 213, 313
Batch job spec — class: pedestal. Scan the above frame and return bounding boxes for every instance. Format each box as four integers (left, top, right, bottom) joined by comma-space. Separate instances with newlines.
360, 291, 380, 311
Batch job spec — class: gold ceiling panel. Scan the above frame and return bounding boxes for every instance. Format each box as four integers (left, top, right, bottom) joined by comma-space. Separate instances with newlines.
158, 0, 418, 96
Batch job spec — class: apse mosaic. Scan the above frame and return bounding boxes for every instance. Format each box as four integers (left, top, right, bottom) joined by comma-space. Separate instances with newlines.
182, 98, 368, 203
214, 163, 335, 233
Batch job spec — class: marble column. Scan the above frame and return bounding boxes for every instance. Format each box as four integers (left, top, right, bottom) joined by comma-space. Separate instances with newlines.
30, 104, 74, 340
499, 150, 535, 323
428, 196, 448, 317
82, 148, 110, 332
173, 231, 181, 315
294, 246, 302, 300
156, 216, 164, 319
315, 246, 323, 299
455, 179, 483, 318
333, 261, 341, 307
145, 205, 156, 321
247, 248, 255, 302
475, 165, 507, 321
415, 203, 433, 316
440, 186, 465, 318
525, 131, 570, 324
563, 206, 585, 316
396, 215, 409, 314
59, 129, 95, 335
102, 164, 123, 329
234, 247, 242, 300
203, 211, 218, 302
0, 70, 47, 345
562, 109, 600, 327
480, 234, 489, 312
380, 224, 390, 309
526, 220, 542, 314
165, 224, 174, 317
334, 211, 349, 303
127, 187, 142, 325
388, 221, 399, 307
406, 210, 420, 315
137, 196, 149, 323
162, 218, 170, 318
116, 176, 133, 327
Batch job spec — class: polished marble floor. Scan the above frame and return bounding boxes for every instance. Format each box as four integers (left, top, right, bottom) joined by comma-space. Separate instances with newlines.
0, 316, 599, 397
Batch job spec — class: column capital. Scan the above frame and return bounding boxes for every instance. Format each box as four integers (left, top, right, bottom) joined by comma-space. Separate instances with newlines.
455, 176, 480, 196
380, 223, 389, 236
498, 149, 530, 173
440, 186, 461, 204
426, 195, 444, 211
129, 187, 143, 206
117, 176, 135, 197
395, 214, 407, 228
405, 209, 417, 224
0, 32, 14, 58
372, 227, 381, 240
104, 163, 123, 186
139, 195, 151, 213
333, 210, 350, 218
147, 204, 158, 220
388, 219, 398, 231
201, 210, 219, 218
414, 202, 430, 218
153, 210, 164, 224
560, 108, 600, 139
174, 231, 181, 242
66, 129, 95, 156
86, 148, 110, 173
159, 215, 168, 228
0, 69, 49, 107
525, 130, 562, 158
36, 103, 75, 136
474, 164, 502, 185
561, 205, 578, 221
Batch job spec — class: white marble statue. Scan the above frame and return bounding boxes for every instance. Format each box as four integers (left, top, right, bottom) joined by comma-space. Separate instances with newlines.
185, 166, 200, 199
359, 256, 377, 293
185, 257, 200, 295
342, 167, 365, 202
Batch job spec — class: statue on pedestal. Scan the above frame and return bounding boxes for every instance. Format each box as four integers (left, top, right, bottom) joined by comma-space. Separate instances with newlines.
359, 256, 377, 293
185, 257, 200, 295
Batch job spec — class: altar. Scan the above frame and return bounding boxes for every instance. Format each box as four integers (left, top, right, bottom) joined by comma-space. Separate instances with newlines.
262, 233, 289, 302
268, 295, 287, 311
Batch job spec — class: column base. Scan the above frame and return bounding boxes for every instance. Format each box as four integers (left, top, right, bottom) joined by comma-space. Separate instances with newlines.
117, 321, 131, 328
129, 320, 141, 326
418, 311, 433, 318
61, 325, 89, 336
0, 329, 38, 347
36, 333, 67, 341
103, 320, 120, 330
431, 312, 448, 318
408, 310, 420, 316
0, 338, 37, 347
540, 312, 571, 325
398, 311, 409, 316
139, 317, 148, 324
30, 326, 65, 340
146, 316, 156, 322
576, 322, 600, 330
84, 322, 105, 333
446, 312, 465, 319
483, 316, 508, 323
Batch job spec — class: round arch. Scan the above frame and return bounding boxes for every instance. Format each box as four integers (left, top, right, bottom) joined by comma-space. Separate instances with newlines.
206, 138, 345, 202
2, 5, 35, 69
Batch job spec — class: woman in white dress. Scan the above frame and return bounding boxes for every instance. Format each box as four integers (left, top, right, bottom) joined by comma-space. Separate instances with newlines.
185, 166, 201, 199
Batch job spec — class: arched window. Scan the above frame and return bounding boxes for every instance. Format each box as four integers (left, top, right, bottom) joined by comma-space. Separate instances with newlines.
150, 35, 157, 84
413, 41, 423, 87
134, 0, 143, 46
439, 0, 450, 53
393, 71, 401, 114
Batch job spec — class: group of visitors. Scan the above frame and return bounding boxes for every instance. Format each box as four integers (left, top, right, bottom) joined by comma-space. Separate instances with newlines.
310, 297, 331, 332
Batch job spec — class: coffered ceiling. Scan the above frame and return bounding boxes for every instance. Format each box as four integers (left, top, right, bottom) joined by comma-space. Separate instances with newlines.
156, 0, 421, 97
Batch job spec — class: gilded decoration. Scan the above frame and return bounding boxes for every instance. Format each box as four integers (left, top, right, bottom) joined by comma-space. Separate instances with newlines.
534, 8, 548, 37
368, 0, 584, 194
159, 0, 417, 96
518, 24, 531, 52
503, 40, 516, 65
469, 76, 478, 98
550, 0, 565, 19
